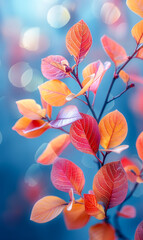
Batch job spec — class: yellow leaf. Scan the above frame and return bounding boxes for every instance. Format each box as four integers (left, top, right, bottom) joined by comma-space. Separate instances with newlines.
119, 70, 130, 84
132, 20, 143, 45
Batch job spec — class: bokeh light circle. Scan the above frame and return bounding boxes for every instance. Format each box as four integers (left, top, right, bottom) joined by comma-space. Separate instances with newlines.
47, 5, 70, 28
101, 2, 121, 25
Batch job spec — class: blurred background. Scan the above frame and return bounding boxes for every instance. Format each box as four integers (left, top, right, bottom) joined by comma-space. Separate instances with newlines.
1, 0, 143, 239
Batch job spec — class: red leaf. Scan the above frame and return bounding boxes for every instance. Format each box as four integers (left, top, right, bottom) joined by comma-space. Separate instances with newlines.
121, 156, 140, 183
117, 205, 136, 218
63, 198, 90, 230
136, 131, 143, 161
37, 134, 70, 165
50, 105, 82, 128
135, 221, 143, 240
66, 20, 92, 64
41, 55, 70, 80
89, 223, 116, 240
30, 196, 66, 223
93, 161, 128, 209
70, 113, 100, 155
51, 158, 85, 195
101, 35, 128, 66
84, 194, 105, 220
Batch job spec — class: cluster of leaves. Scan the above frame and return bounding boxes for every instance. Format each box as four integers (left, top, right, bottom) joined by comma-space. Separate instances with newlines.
12, 0, 143, 239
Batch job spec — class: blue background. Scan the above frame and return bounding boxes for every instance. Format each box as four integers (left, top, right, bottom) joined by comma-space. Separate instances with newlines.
1, 0, 143, 239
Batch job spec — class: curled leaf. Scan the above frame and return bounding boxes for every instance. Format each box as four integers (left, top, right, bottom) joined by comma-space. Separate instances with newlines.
41, 55, 70, 79
101, 35, 128, 66
30, 196, 66, 223
50, 105, 82, 128
66, 20, 92, 64
93, 161, 128, 209
37, 134, 70, 165
70, 113, 100, 155
16, 99, 46, 120
99, 110, 128, 149
39, 80, 71, 106
51, 158, 85, 195
63, 198, 90, 229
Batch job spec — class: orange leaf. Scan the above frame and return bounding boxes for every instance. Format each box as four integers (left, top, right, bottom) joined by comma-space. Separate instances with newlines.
135, 220, 143, 240
30, 196, 66, 223
38, 80, 71, 106
66, 20, 92, 64
84, 194, 105, 220
63, 198, 90, 229
117, 205, 136, 218
136, 47, 143, 59
99, 110, 128, 149
93, 161, 128, 209
16, 99, 46, 120
12, 117, 50, 138
51, 158, 85, 195
126, 0, 143, 18
101, 35, 128, 66
41, 97, 52, 119
136, 131, 143, 160
37, 134, 70, 165
132, 20, 143, 45
89, 223, 116, 240
119, 70, 130, 84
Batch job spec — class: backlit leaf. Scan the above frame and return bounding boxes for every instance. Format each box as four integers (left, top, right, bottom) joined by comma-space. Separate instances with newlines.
51, 158, 85, 195
37, 134, 70, 165
126, 0, 143, 18
70, 113, 100, 155
93, 161, 128, 209
89, 223, 116, 240
84, 194, 105, 220
30, 196, 66, 223
100, 145, 129, 154
50, 105, 82, 128
101, 35, 128, 66
16, 99, 46, 120
121, 156, 140, 183
119, 70, 130, 84
136, 47, 143, 59
132, 20, 143, 45
117, 205, 136, 218
82, 61, 111, 95
39, 80, 71, 106
99, 110, 128, 149
12, 117, 50, 138
66, 20, 92, 64
41, 55, 70, 79
135, 221, 143, 240
63, 198, 90, 229
136, 131, 143, 160
41, 97, 52, 119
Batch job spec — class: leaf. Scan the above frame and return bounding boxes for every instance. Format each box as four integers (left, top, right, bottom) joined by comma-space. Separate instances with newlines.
99, 110, 128, 149
49, 105, 82, 128
41, 97, 52, 119
51, 158, 85, 195
89, 223, 116, 240
41, 55, 70, 79
84, 194, 105, 220
67, 188, 75, 211
70, 113, 100, 155
63, 198, 90, 229
12, 117, 50, 138
66, 20, 92, 64
126, 0, 143, 18
93, 161, 128, 209
66, 74, 95, 101
30, 196, 66, 223
135, 221, 143, 240
101, 35, 128, 66
117, 205, 136, 218
16, 99, 46, 120
136, 131, 143, 160
82, 61, 111, 94
100, 145, 129, 154
132, 20, 143, 45
39, 80, 71, 106
119, 70, 130, 84
37, 134, 71, 165
136, 47, 143, 59
121, 156, 140, 183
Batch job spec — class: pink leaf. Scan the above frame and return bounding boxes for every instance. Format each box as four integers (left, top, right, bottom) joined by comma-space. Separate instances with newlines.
117, 205, 136, 218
